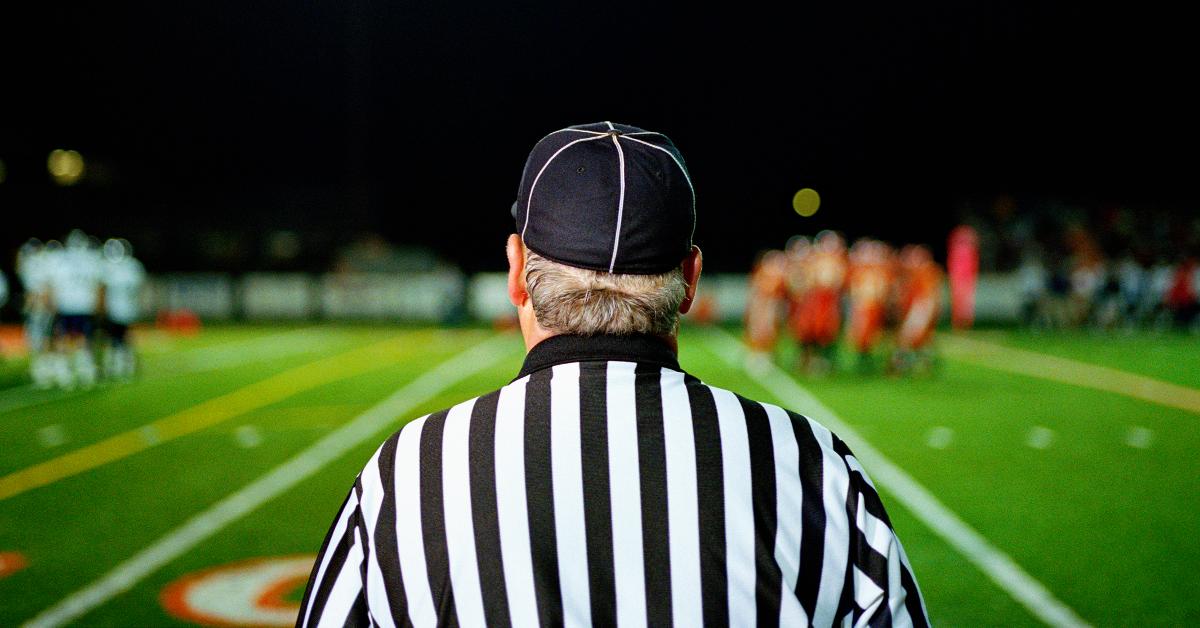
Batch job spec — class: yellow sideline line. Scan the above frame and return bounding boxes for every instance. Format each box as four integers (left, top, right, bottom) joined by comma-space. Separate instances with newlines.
941, 334, 1200, 415
0, 331, 436, 502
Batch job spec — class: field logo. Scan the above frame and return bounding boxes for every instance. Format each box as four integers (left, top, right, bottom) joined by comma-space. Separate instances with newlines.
161, 555, 315, 626
0, 551, 28, 579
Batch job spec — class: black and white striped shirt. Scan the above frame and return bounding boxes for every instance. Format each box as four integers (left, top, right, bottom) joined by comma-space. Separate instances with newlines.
298, 334, 928, 627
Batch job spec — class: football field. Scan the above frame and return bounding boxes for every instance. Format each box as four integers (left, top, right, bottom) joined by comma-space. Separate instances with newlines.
0, 324, 1196, 626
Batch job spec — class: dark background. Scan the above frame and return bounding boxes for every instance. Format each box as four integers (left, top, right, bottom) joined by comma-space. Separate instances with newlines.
1, 2, 1195, 272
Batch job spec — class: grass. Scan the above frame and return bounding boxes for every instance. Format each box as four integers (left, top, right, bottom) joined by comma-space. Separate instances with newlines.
0, 324, 1196, 626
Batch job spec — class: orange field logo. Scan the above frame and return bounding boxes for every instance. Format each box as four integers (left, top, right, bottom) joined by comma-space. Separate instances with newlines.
0, 551, 28, 579
160, 555, 315, 626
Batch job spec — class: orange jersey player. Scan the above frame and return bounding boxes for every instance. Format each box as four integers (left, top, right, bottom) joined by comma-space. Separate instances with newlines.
744, 250, 789, 357
847, 239, 894, 366
792, 231, 847, 373
895, 245, 943, 354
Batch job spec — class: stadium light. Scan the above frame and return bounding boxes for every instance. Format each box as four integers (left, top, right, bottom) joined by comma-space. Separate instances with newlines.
47, 149, 85, 186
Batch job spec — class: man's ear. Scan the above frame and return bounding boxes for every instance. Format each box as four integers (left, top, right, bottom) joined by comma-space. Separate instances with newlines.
679, 245, 703, 314
506, 234, 528, 308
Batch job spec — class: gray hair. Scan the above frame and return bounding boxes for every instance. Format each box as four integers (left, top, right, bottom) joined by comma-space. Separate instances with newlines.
524, 250, 688, 336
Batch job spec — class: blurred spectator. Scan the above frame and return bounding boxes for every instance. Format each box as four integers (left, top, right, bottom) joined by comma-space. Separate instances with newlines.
1165, 257, 1199, 328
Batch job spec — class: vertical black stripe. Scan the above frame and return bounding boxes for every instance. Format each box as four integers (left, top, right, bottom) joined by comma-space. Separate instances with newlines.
789, 412, 827, 620
523, 369, 563, 626
466, 390, 512, 628
852, 538, 892, 628
418, 410, 457, 625
739, 397, 782, 628
834, 438, 858, 625
306, 512, 359, 627
900, 563, 930, 628
684, 376, 730, 628
371, 433, 408, 624
351, 479, 372, 623
299, 490, 354, 622
343, 588, 370, 627
579, 362, 616, 626
635, 363, 673, 627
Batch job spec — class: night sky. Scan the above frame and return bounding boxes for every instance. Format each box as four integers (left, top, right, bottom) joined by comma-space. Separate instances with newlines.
2, 2, 1195, 272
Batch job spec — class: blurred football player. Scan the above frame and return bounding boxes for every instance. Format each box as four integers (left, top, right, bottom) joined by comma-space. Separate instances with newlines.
46, 230, 104, 388
744, 249, 788, 372
892, 244, 943, 374
100, 238, 146, 380
793, 230, 846, 374
947, 224, 978, 329
847, 239, 893, 371
18, 239, 58, 387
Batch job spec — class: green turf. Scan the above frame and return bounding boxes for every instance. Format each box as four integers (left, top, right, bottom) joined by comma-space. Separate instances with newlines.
968, 328, 1200, 389
1, 324, 1196, 626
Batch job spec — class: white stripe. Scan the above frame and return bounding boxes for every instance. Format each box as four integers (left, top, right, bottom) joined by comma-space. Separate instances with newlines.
704, 328, 1092, 628
607, 361, 647, 628
550, 363, 592, 627
604, 120, 615, 130
659, 369, 703, 628
316, 527, 367, 628
853, 566, 885, 617
302, 492, 359, 628
764, 403, 809, 626
618, 135, 696, 210
442, 398, 487, 627
807, 416, 852, 627
707, 386, 756, 627
395, 416, 437, 628
886, 524, 915, 628
521, 134, 610, 240
608, 133, 628, 273
856, 494, 892, 558
22, 334, 516, 628
494, 377, 540, 627
359, 447, 397, 628
562, 128, 607, 135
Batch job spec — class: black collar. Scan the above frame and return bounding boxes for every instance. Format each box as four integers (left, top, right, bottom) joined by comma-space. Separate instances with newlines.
515, 334, 681, 380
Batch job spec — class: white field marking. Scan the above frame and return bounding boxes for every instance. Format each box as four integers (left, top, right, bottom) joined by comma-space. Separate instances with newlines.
37, 424, 68, 449
926, 426, 953, 450
1124, 426, 1154, 449
1026, 427, 1055, 450
23, 333, 519, 628
941, 335, 1200, 416
234, 425, 263, 449
702, 329, 1091, 628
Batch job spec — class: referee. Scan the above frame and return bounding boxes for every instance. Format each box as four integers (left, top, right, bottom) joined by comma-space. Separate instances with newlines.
298, 122, 929, 627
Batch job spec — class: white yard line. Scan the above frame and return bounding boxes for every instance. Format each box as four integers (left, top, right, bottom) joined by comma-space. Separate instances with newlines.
702, 329, 1091, 628
23, 333, 519, 628
941, 334, 1200, 415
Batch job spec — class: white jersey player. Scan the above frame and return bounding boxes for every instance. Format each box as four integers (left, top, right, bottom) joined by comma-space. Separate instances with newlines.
46, 230, 104, 388
101, 238, 145, 380
17, 239, 57, 388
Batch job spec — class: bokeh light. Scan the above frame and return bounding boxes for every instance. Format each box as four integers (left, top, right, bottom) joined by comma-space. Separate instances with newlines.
47, 149, 85, 186
792, 187, 820, 217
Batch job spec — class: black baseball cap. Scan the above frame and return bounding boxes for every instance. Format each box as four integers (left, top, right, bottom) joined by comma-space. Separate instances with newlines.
512, 121, 696, 275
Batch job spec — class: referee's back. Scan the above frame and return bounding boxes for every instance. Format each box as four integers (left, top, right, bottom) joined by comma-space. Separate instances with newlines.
298, 334, 929, 627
